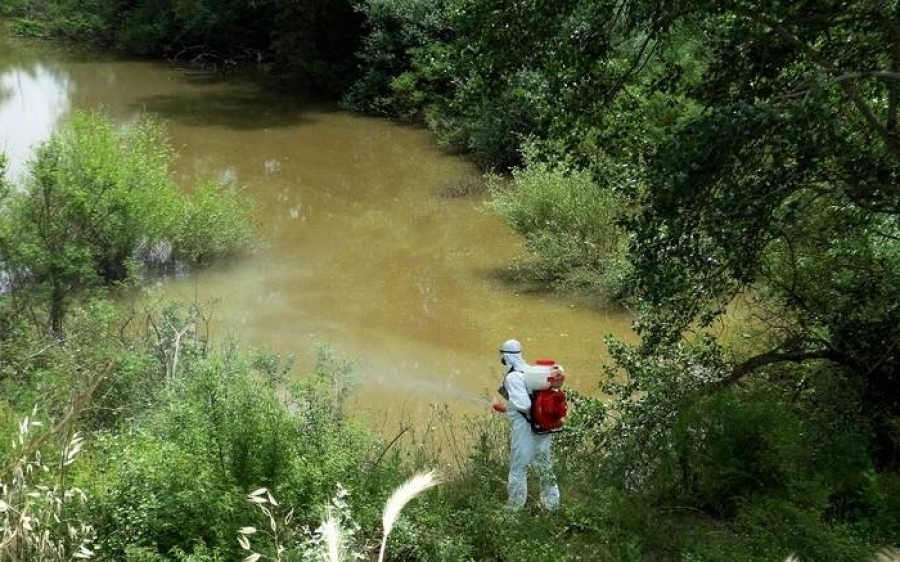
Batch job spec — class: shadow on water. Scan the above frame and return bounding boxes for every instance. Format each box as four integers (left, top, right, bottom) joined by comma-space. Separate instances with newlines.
480, 263, 627, 315
132, 92, 315, 129
131, 69, 343, 130
483, 263, 558, 294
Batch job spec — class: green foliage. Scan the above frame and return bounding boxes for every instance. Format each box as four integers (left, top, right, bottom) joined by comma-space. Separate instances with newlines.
734, 498, 871, 562
418, 0, 701, 170
0, 110, 253, 335
622, 0, 900, 470
170, 180, 255, 265
4, 0, 275, 55
587, 332, 900, 558
342, 0, 451, 118
442, 69, 551, 169
72, 318, 389, 559
87, 431, 239, 559
387, 42, 454, 122
487, 154, 631, 300
155, 350, 301, 492
3, 0, 117, 44
0, 295, 396, 559
5, 0, 360, 91
866, 471, 900, 542
113, 0, 276, 58
6, 18, 49, 38
31, 299, 167, 430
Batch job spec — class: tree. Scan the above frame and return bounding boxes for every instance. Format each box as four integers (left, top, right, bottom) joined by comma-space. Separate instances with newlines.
625, 0, 900, 466
342, 0, 453, 119
266, 0, 365, 95
2, 110, 253, 336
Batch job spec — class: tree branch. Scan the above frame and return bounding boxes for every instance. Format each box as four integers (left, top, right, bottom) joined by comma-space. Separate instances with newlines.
727, 0, 900, 158
718, 347, 849, 387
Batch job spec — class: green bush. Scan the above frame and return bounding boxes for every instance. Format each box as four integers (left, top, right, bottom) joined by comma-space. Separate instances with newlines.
386, 42, 453, 121
33, 299, 167, 430
866, 471, 900, 543
487, 154, 631, 301
75, 327, 394, 559
7, 17, 48, 37
1, 110, 254, 333
156, 356, 299, 491
170, 180, 255, 265
735, 498, 871, 562
86, 432, 240, 559
430, 69, 549, 170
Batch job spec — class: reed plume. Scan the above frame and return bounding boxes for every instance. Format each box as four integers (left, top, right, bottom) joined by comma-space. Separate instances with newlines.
321, 511, 341, 562
377, 471, 440, 562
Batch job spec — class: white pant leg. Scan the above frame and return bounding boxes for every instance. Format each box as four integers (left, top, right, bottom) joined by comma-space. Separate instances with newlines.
506, 411, 535, 510
533, 433, 559, 510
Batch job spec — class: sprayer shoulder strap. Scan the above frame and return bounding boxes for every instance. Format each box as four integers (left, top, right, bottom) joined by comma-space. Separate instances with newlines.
498, 366, 522, 399
497, 367, 511, 399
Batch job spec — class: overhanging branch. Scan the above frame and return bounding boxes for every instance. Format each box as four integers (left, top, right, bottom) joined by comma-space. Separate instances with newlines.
718, 347, 850, 387
726, 0, 900, 158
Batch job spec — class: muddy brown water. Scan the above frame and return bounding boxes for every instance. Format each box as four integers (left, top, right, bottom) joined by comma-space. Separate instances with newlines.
0, 31, 635, 443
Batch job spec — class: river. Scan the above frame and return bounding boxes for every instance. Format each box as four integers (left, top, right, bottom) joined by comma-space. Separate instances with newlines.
0, 30, 635, 437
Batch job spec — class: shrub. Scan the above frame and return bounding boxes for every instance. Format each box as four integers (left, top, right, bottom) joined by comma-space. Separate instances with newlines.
86, 431, 239, 559
1, 110, 255, 334
7, 18, 48, 38
77, 328, 398, 559
169, 180, 255, 266
487, 154, 631, 301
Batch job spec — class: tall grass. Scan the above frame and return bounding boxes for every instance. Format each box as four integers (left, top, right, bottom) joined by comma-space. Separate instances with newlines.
0, 412, 95, 561
238, 471, 439, 562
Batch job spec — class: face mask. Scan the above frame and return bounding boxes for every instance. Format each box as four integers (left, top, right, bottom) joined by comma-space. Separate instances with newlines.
500, 356, 507, 366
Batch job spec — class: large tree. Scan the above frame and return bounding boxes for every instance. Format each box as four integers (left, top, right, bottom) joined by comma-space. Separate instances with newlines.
626, 0, 900, 466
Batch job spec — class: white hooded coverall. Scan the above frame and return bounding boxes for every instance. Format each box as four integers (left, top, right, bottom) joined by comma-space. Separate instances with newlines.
500, 344, 560, 511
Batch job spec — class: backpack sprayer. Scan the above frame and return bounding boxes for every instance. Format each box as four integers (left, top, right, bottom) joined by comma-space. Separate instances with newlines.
493, 358, 569, 433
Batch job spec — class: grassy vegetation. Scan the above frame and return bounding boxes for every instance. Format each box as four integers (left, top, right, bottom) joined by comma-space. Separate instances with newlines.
4, 308, 898, 560
1, 278, 897, 560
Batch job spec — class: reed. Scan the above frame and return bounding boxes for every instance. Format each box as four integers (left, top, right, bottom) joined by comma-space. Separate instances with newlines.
239, 471, 440, 561
377, 471, 440, 562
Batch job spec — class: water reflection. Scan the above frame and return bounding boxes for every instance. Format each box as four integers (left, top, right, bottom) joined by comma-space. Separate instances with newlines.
0, 63, 70, 183
133, 85, 317, 129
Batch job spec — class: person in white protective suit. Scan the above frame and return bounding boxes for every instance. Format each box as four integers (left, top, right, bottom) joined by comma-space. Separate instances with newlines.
498, 338, 560, 511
